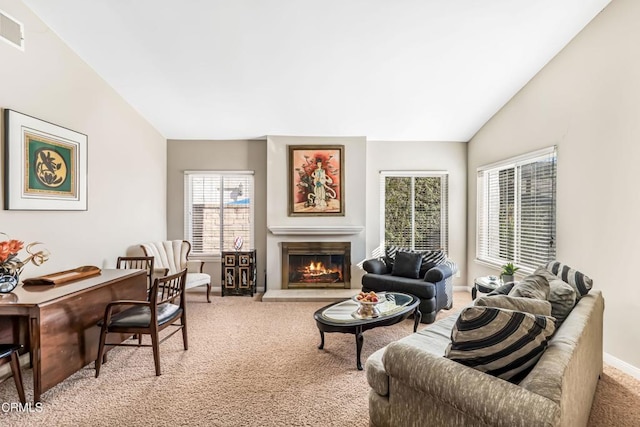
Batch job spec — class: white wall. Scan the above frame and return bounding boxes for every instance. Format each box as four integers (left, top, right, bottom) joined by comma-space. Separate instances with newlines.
0, 0, 166, 276
266, 136, 367, 289
467, 0, 640, 371
366, 141, 468, 286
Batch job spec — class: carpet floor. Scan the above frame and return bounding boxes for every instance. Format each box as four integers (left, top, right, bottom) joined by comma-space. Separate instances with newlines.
0, 291, 638, 426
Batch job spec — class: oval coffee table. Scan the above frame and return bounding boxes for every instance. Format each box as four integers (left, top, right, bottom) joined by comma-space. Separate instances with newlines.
313, 292, 421, 370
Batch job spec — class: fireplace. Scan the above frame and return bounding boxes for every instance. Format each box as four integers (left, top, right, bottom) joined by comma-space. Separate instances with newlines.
281, 242, 351, 289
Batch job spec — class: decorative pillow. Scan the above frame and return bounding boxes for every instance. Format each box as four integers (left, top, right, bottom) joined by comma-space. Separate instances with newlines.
475, 295, 552, 317
385, 246, 446, 278
545, 261, 593, 300
508, 274, 550, 300
486, 281, 515, 296
445, 306, 556, 383
391, 251, 423, 279
534, 267, 577, 323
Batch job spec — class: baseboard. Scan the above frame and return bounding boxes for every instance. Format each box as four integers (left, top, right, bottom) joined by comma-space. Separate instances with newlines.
604, 352, 640, 380
453, 285, 470, 292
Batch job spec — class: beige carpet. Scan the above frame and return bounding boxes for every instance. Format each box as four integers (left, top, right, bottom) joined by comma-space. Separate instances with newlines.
0, 291, 638, 426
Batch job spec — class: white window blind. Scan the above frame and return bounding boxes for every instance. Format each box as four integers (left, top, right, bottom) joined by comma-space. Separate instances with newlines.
477, 147, 557, 272
184, 171, 254, 256
380, 171, 449, 253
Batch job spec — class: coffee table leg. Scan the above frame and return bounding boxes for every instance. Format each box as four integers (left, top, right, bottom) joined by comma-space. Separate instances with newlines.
413, 307, 422, 332
318, 330, 325, 350
472, 286, 477, 300
355, 326, 364, 370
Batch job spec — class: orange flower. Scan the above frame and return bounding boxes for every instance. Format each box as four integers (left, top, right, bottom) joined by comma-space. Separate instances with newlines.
0, 246, 10, 263
7, 239, 23, 254
0, 233, 48, 272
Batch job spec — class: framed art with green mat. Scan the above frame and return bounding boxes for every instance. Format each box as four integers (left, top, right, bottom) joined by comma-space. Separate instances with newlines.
4, 109, 87, 210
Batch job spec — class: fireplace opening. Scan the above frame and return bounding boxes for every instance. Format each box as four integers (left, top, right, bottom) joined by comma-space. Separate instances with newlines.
282, 242, 351, 289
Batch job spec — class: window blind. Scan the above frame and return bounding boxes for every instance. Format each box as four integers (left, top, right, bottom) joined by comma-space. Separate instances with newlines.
184, 171, 254, 256
477, 147, 557, 272
380, 171, 449, 253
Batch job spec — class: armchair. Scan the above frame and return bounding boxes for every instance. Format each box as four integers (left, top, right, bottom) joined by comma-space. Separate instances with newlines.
361, 254, 456, 324
141, 240, 211, 303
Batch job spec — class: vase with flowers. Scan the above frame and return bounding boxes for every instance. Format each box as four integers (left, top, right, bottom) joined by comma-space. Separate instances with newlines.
0, 233, 49, 293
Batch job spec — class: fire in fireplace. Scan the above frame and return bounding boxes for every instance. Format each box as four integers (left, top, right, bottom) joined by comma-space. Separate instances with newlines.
282, 242, 351, 289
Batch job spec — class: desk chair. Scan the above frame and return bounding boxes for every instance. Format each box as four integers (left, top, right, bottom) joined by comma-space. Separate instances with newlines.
116, 256, 156, 292
95, 269, 188, 377
0, 344, 26, 404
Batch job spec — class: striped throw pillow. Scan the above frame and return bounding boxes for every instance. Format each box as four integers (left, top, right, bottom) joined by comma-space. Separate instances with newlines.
545, 261, 593, 300
445, 306, 556, 383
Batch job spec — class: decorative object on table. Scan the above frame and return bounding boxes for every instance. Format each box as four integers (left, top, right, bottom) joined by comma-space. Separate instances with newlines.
0, 233, 49, 293
4, 109, 88, 210
22, 265, 101, 286
353, 291, 385, 318
233, 236, 244, 251
500, 262, 520, 284
288, 145, 344, 216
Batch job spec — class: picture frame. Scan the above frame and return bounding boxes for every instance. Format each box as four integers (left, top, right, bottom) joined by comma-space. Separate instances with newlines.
288, 145, 344, 216
4, 110, 88, 210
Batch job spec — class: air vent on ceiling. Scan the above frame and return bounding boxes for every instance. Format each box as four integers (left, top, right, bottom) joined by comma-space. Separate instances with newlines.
0, 10, 24, 51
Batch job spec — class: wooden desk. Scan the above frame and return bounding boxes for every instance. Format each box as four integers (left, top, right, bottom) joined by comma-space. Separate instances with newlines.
0, 269, 146, 402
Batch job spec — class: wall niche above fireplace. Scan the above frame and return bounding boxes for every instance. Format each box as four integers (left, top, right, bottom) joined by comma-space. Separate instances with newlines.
281, 242, 351, 289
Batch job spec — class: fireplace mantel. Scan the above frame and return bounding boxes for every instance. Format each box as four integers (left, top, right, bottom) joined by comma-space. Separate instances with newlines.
268, 225, 364, 235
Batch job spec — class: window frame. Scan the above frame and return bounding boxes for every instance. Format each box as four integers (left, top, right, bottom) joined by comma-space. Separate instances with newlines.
476, 146, 557, 273
379, 170, 449, 254
184, 170, 255, 258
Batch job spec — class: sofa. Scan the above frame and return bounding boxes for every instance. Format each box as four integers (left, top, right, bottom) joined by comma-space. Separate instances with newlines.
366, 288, 604, 426
361, 254, 457, 324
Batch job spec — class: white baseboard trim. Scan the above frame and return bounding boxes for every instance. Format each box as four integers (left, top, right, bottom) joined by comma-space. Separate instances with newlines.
453, 285, 470, 292
604, 352, 640, 380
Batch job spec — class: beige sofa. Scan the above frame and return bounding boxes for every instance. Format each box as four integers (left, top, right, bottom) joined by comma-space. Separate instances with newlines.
366, 290, 604, 427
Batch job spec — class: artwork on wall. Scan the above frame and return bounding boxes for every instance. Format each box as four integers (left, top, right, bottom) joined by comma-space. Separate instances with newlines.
288, 145, 344, 216
4, 110, 88, 210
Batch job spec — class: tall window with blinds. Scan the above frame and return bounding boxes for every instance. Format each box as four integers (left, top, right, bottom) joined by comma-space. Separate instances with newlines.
381, 172, 449, 253
184, 172, 254, 256
476, 147, 557, 271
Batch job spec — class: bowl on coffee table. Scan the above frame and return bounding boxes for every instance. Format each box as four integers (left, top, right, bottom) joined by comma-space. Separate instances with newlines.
352, 292, 386, 318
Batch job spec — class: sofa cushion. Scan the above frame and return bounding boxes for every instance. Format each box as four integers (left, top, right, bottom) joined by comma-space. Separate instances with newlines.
362, 274, 436, 299
534, 267, 577, 323
545, 261, 593, 300
391, 251, 423, 279
475, 295, 552, 317
445, 306, 556, 383
486, 281, 515, 296
508, 274, 550, 300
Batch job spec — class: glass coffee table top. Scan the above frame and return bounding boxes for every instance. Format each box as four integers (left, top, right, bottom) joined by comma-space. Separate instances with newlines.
320, 292, 414, 323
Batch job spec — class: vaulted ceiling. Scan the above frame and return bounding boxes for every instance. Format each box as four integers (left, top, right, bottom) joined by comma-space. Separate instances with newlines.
22, 0, 611, 141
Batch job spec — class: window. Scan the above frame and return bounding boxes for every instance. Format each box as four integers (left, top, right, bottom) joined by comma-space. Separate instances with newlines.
477, 147, 557, 272
184, 171, 254, 256
380, 172, 448, 253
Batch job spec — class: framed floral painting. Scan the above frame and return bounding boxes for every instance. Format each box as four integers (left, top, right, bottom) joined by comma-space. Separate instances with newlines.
4, 110, 87, 210
288, 145, 344, 216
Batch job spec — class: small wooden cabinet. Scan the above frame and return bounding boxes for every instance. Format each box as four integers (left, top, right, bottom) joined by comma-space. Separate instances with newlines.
221, 250, 257, 297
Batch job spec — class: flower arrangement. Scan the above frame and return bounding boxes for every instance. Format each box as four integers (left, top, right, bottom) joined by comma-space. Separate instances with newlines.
0, 233, 49, 292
